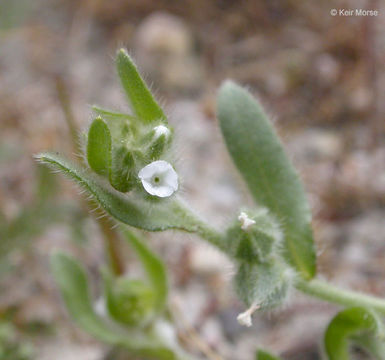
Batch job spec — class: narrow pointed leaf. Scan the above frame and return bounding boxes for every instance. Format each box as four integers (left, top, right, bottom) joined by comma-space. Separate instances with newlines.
122, 229, 168, 314
116, 49, 166, 123
87, 117, 111, 175
51, 252, 122, 343
51, 253, 176, 359
217, 81, 316, 279
92, 105, 137, 121
324, 307, 385, 360
256, 350, 282, 360
36, 152, 197, 232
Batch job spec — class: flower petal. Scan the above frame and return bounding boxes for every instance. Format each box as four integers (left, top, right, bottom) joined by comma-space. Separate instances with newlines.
138, 160, 178, 198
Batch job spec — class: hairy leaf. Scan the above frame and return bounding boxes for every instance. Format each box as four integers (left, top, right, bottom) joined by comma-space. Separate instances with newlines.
92, 105, 137, 121
51, 253, 176, 359
122, 229, 168, 314
36, 152, 198, 232
217, 81, 316, 279
116, 49, 166, 123
87, 117, 111, 175
324, 307, 385, 360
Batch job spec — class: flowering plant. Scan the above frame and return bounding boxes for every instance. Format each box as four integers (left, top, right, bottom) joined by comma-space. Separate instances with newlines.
36, 49, 385, 360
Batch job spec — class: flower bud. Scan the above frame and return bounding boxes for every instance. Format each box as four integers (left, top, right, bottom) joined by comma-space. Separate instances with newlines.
105, 277, 155, 327
146, 125, 173, 160
109, 145, 136, 192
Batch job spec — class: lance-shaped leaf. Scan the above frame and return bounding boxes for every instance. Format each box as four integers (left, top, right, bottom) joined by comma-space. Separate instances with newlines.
35, 152, 198, 232
324, 306, 385, 360
217, 81, 316, 279
116, 49, 166, 123
92, 105, 137, 122
87, 117, 111, 175
256, 350, 282, 360
122, 229, 168, 314
51, 253, 177, 359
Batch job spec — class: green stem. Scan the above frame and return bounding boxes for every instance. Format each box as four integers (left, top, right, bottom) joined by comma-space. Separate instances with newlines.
96, 210, 125, 276
175, 199, 225, 251
296, 278, 385, 315
194, 221, 225, 251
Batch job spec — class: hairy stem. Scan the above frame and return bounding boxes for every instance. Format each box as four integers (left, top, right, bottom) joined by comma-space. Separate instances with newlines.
296, 278, 385, 314
174, 199, 225, 251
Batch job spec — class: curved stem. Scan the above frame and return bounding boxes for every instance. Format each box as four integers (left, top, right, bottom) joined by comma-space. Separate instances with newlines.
296, 278, 385, 315
193, 221, 226, 251
174, 198, 226, 251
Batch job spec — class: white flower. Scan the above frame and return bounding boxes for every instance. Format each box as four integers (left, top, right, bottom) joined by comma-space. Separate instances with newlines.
153, 125, 171, 139
238, 211, 256, 231
236, 303, 260, 327
138, 160, 178, 197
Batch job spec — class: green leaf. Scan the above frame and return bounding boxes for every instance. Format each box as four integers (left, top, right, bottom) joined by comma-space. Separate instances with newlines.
35, 152, 197, 232
122, 229, 168, 314
92, 105, 137, 121
324, 307, 385, 360
256, 349, 282, 360
87, 117, 111, 175
51, 253, 122, 343
51, 253, 176, 359
217, 81, 316, 279
91, 106, 140, 143
116, 49, 166, 123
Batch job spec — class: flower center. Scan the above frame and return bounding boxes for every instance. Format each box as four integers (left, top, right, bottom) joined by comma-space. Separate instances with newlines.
153, 176, 161, 184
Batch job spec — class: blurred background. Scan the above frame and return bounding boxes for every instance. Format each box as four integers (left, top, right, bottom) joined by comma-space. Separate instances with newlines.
0, 0, 384, 359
